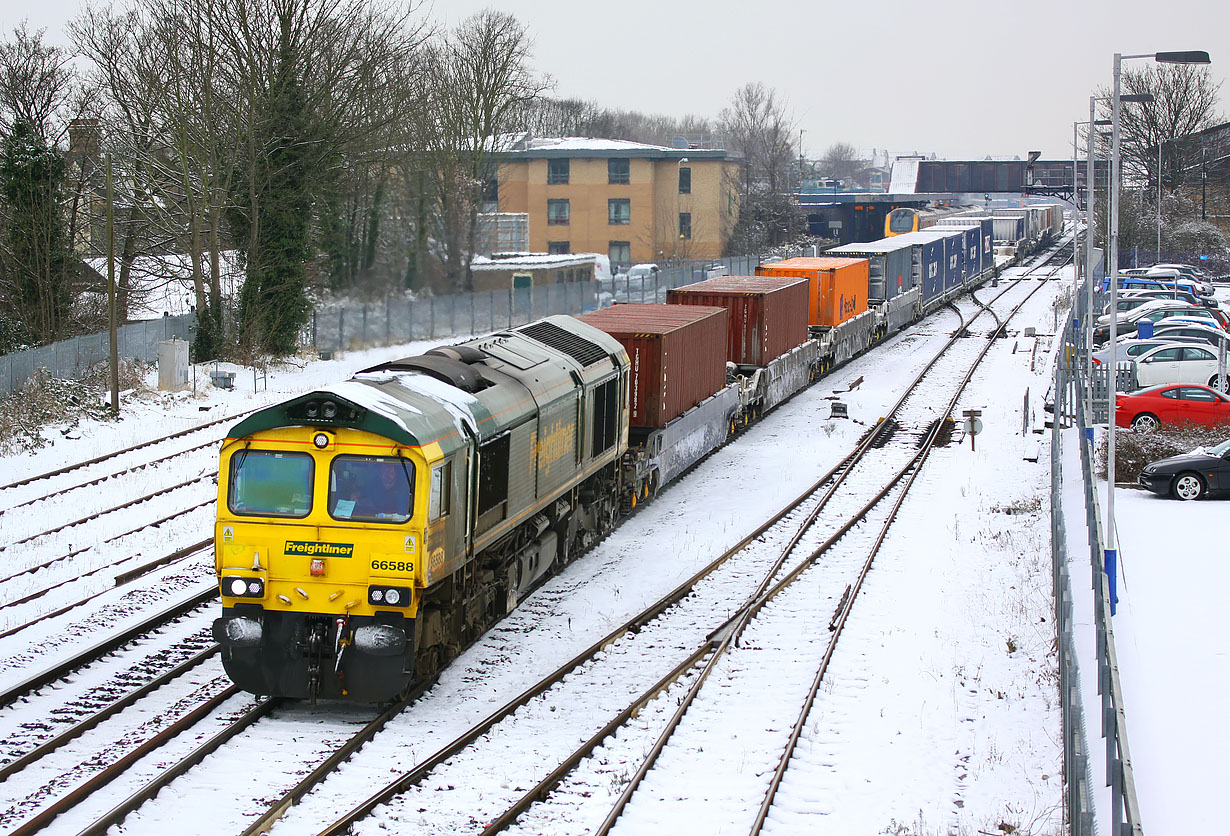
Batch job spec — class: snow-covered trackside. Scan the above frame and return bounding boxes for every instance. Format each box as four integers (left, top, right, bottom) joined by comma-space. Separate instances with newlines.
2, 262, 1213, 835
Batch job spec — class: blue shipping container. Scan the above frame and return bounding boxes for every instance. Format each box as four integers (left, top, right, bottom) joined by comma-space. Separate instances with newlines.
887, 232, 946, 305
826, 238, 913, 301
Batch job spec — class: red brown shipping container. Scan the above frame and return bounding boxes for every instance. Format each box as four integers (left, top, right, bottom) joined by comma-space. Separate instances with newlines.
666, 275, 809, 366
577, 304, 729, 429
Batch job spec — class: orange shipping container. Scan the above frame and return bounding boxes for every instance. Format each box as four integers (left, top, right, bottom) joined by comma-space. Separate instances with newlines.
755, 257, 869, 329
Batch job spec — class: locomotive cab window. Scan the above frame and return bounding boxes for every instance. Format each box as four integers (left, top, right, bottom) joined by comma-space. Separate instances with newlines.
329, 456, 414, 523
429, 460, 452, 520
229, 450, 313, 518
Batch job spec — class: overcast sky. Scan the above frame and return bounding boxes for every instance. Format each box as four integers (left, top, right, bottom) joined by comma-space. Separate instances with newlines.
5, 0, 1227, 163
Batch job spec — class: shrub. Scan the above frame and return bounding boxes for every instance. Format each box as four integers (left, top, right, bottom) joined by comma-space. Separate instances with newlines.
1100, 423, 1229, 483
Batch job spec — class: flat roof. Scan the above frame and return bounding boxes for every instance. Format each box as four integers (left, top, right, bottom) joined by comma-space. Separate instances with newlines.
501, 136, 727, 161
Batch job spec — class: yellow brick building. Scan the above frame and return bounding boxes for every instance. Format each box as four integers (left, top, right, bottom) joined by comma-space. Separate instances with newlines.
496, 137, 741, 270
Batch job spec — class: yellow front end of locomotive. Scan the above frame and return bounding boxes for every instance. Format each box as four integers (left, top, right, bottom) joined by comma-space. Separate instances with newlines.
214, 425, 440, 619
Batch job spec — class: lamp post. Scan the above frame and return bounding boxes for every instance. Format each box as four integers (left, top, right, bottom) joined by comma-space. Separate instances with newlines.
1080, 108, 1111, 420
1107, 50, 1210, 613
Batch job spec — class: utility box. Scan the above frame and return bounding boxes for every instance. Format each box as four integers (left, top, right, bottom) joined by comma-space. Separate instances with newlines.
158, 339, 189, 391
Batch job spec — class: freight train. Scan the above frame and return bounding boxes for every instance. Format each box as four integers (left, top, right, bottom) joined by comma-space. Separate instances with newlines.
884, 203, 1064, 258
212, 211, 1065, 702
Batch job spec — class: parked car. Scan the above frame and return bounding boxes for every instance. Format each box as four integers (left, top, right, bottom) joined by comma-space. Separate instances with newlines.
1149, 262, 1214, 285
1137, 437, 1230, 500
1144, 267, 1214, 296
1115, 384, 1230, 432
1132, 343, 1230, 389
1092, 337, 1204, 368
597, 263, 659, 302
1149, 321, 1230, 349
1102, 294, 1175, 317
1091, 301, 1210, 344
1116, 287, 1212, 310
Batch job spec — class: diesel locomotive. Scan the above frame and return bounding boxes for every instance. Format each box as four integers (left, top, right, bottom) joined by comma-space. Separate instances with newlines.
213, 316, 631, 701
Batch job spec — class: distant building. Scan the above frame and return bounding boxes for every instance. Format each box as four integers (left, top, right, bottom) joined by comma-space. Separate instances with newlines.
496, 136, 741, 268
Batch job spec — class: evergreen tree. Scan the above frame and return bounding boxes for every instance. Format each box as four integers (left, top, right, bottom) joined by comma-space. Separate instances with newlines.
0, 118, 74, 347
236, 37, 313, 357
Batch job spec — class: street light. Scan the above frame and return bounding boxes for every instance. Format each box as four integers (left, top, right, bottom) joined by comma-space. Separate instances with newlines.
1077, 110, 1113, 420
1107, 49, 1210, 612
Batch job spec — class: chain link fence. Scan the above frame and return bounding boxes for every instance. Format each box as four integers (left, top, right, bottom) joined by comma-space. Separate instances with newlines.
1, 250, 806, 397
0, 315, 195, 398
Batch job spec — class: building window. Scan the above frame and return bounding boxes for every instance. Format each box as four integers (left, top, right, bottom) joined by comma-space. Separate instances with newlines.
609, 241, 630, 270
547, 158, 569, 185
678, 166, 691, 194
679, 212, 691, 240
548, 241, 570, 254
547, 199, 570, 225
608, 199, 630, 225
608, 158, 629, 184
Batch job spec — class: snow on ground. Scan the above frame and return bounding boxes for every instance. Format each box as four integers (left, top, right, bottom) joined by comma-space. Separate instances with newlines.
0, 264, 1220, 835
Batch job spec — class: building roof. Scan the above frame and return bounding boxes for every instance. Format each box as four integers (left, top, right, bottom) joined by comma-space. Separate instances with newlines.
470, 252, 599, 271
500, 134, 727, 161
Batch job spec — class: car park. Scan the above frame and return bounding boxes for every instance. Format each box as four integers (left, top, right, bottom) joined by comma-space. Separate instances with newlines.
1115, 384, 1230, 432
1137, 437, 1230, 500
1132, 343, 1230, 390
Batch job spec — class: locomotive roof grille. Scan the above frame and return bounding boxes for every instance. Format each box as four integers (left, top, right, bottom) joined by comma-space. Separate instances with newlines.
517, 321, 609, 367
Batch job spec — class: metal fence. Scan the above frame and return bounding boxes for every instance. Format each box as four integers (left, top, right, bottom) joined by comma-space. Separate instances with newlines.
0, 314, 195, 398
308, 252, 788, 354
1051, 279, 1143, 835
0, 250, 803, 397
1114, 247, 1230, 278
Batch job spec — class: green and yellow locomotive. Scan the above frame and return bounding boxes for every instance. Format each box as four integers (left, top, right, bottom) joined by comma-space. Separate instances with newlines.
212, 316, 630, 701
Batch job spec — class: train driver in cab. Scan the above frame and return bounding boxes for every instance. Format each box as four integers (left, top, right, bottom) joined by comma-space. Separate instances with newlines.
330, 457, 413, 522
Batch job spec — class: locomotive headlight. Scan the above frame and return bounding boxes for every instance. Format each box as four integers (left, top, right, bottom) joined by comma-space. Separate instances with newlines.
313, 432, 331, 449
222, 575, 264, 598
368, 585, 411, 608
322, 401, 338, 419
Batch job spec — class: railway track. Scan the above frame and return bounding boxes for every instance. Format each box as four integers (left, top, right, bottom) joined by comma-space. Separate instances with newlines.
0, 251, 1062, 835
219, 274, 1050, 836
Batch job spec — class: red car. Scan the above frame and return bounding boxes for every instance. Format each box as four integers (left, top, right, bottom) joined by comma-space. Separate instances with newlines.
1115, 384, 1230, 432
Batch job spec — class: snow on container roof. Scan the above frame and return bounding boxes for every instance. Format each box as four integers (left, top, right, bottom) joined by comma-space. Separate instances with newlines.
667, 275, 807, 294
757, 257, 868, 272
828, 239, 914, 254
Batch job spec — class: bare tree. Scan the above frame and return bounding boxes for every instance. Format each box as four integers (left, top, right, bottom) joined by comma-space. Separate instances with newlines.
821, 141, 861, 184
1099, 63, 1221, 192
718, 82, 797, 249
423, 10, 547, 290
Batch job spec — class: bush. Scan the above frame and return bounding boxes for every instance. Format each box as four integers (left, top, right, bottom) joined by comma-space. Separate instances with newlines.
0, 360, 149, 456
1100, 423, 1230, 483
